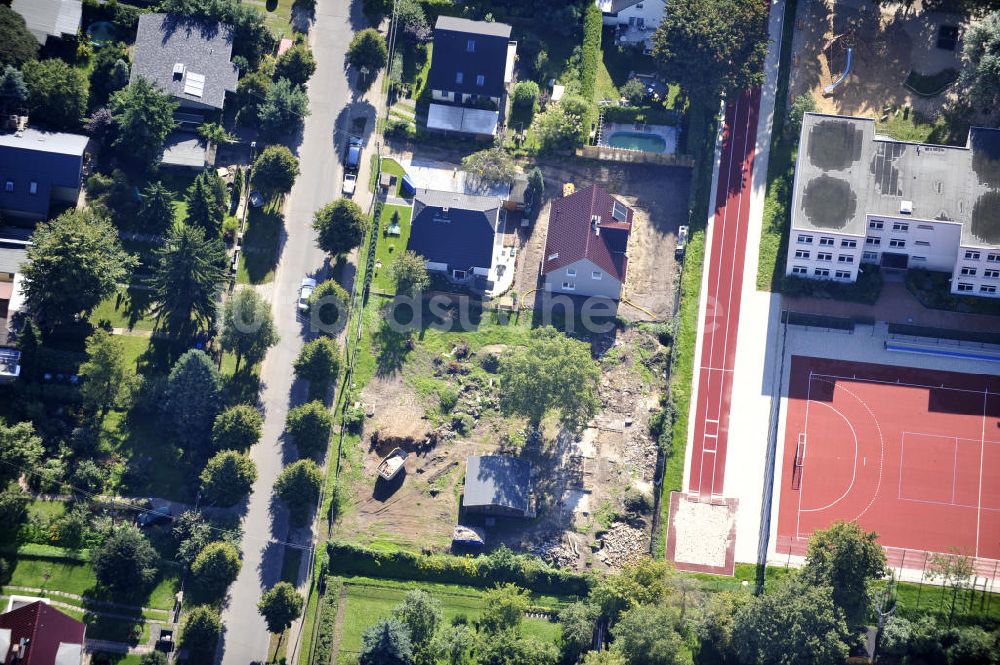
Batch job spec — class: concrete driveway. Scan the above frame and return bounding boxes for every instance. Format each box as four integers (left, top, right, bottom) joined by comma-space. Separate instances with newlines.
215, 1, 374, 662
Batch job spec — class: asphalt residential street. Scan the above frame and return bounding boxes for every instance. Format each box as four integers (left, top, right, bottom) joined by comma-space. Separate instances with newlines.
216, 1, 367, 661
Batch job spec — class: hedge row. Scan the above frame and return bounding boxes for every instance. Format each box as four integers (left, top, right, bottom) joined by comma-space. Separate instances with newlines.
326, 541, 591, 597
579, 3, 603, 101
309, 576, 344, 665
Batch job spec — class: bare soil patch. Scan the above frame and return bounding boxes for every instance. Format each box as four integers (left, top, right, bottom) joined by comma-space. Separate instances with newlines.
789, 0, 965, 119
342, 323, 669, 572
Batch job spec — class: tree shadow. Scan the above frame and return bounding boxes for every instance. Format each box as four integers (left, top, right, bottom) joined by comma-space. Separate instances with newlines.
373, 316, 413, 377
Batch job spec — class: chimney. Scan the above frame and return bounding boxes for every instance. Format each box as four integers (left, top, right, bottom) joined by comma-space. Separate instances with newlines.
591, 214, 601, 236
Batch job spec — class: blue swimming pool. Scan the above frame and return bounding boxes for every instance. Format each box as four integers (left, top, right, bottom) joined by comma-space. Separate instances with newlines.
606, 131, 667, 153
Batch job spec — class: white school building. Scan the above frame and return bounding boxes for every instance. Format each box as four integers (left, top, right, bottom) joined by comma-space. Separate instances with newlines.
785, 113, 1000, 298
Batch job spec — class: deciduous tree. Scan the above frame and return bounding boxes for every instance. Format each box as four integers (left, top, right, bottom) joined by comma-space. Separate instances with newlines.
499, 326, 600, 428
313, 198, 367, 257
800, 521, 887, 630
480, 584, 529, 635
22, 58, 87, 129
0, 421, 43, 486
200, 450, 257, 506
732, 575, 851, 665
285, 401, 334, 459
180, 605, 221, 661
393, 590, 442, 663
432, 624, 472, 665
90, 42, 131, 106
611, 604, 687, 665
478, 630, 559, 665
220, 288, 279, 372
191, 540, 242, 597
650, 0, 769, 105
273, 459, 322, 526
391, 250, 430, 296
293, 337, 341, 400
22, 208, 136, 328
461, 147, 516, 184
959, 11, 1000, 111
307, 279, 351, 337
79, 329, 134, 418
92, 524, 159, 593
252, 144, 300, 199
258, 581, 304, 644
558, 602, 598, 664
110, 77, 178, 169
211, 405, 264, 452
348, 29, 388, 76
274, 43, 316, 86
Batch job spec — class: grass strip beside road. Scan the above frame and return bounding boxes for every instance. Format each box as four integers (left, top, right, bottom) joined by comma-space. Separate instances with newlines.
756, 0, 798, 291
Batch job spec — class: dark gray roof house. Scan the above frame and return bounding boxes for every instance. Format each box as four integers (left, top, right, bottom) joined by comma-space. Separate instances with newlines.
407, 189, 503, 281
130, 13, 239, 112
463, 455, 531, 518
11, 0, 82, 45
0, 129, 89, 221
428, 17, 512, 101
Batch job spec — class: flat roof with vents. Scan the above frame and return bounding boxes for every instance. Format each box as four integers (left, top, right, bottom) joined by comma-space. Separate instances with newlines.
791, 113, 1000, 247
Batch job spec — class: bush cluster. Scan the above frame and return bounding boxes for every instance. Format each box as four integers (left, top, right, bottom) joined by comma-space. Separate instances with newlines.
326, 541, 591, 597
310, 577, 344, 665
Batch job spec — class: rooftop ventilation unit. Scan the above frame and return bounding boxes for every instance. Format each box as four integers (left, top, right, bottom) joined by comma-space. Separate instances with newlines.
900, 200, 913, 214
172, 63, 185, 80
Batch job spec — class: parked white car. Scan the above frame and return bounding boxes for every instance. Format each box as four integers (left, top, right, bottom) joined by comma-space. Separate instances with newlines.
298, 277, 317, 313
343, 172, 357, 196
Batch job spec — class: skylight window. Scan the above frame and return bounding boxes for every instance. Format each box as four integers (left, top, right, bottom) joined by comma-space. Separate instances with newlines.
611, 200, 628, 222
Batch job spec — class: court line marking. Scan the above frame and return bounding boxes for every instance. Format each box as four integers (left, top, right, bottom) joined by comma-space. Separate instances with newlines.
805, 377, 886, 523
808, 372, 1000, 396
899, 431, 1000, 447
799, 400, 859, 513
896, 432, 962, 505
795, 370, 813, 539
895, 496, 1000, 512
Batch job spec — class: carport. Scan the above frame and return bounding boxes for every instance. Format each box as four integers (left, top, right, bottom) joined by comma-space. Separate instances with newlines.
427, 104, 499, 136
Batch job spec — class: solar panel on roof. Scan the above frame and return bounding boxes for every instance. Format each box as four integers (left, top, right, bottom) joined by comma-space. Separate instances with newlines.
184, 72, 206, 97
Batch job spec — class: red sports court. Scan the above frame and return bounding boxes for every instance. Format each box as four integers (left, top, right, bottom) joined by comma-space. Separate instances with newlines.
776, 356, 1000, 571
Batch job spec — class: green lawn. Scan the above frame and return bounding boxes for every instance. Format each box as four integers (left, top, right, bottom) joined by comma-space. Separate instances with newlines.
92, 288, 157, 331
875, 109, 958, 145
237, 204, 283, 284
372, 204, 412, 294
336, 578, 564, 658
244, 0, 294, 38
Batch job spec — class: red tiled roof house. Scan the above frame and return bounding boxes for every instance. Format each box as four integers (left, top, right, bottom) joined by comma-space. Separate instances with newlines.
540, 184, 633, 300
0, 601, 85, 665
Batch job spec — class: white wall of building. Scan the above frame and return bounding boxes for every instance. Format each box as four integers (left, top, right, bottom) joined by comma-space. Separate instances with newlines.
784, 229, 863, 282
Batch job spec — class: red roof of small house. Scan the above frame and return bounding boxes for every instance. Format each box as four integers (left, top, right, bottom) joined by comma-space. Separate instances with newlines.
541, 184, 632, 281
0, 601, 85, 665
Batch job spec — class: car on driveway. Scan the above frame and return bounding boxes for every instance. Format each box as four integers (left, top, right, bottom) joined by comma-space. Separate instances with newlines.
298, 277, 317, 313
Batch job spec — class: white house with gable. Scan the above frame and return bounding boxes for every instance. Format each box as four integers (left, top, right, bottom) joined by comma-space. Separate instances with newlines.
596, 0, 666, 49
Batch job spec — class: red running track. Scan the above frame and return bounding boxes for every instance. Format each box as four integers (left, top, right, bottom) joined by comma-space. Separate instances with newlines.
687, 89, 761, 499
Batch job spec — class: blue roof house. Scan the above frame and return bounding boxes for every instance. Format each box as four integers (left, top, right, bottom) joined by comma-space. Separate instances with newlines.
0, 129, 89, 222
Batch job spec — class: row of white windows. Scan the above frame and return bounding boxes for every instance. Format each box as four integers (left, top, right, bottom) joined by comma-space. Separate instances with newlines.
957, 283, 998, 294
4, 180, 39, 194
959, 267, 1000, 278
796, 234, 857, 248
963, 251, 1000, 262
791, 266, 852, 279
867, 220, 932, 232
565, 268, 602, 279
861, 251, 932, 263
793, 250, 854, 263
